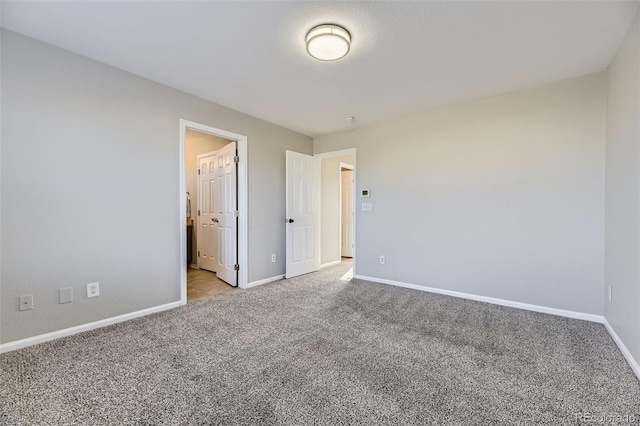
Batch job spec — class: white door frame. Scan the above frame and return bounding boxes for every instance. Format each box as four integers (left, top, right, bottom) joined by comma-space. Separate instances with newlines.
179, 119, 249, 301
315, 148, 357, 276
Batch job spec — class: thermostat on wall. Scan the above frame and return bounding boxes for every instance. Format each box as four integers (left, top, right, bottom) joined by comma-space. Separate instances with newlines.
361, 189, 371, 198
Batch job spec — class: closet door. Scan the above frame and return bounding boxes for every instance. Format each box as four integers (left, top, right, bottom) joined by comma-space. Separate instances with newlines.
198, 154, 217, 272
215, 142, 238, 287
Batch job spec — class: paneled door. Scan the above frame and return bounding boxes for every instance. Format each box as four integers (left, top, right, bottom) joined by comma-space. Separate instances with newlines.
215, 142, 238, 286
197, 154, 217, 272
285, 150, 320, 278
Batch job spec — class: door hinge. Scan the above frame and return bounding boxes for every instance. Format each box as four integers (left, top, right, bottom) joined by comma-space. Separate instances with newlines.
197, 251, 200, 257
198, 210, 200, 216
234, 210, 239, 218
234, 156, 239, 163
234, 264, 239, 271
198, 169, 200, 175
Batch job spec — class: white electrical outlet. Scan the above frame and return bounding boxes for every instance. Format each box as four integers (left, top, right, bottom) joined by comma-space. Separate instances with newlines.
271, 254, 277, 263
19, 294, 33, 311
608, 285, 612, 302
379, 255, 385, 265
362, 202, 372, 211
87, 282, 100, 298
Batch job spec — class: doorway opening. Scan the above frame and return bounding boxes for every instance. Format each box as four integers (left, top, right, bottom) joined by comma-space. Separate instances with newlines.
179, 120, 248, 303
316, 148, 356, 276
340, 163, 354, 259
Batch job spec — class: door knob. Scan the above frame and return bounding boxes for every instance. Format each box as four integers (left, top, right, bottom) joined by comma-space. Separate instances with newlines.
287, 219, 294, 223
212, 218, 219, 223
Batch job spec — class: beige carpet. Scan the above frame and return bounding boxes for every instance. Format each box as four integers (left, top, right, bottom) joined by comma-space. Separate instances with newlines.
1, 262, 639, 425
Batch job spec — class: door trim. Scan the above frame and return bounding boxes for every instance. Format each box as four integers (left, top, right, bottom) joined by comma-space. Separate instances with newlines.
314, 148, 357, 276
179, 119, 249, 301
340, 163, 354, 171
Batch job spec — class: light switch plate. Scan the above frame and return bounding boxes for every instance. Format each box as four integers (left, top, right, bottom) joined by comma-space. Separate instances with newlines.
59, 287, 73, 304
19, 294, 33, 311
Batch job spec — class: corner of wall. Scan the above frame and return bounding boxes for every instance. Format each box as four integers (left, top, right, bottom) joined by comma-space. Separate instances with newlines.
603, 6, 640, 376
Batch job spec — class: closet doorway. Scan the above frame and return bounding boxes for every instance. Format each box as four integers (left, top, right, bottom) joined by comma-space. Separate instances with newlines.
179, 120, 248, 302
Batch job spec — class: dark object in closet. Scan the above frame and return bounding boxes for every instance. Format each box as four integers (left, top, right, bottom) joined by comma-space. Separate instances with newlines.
186, 224, 193, 266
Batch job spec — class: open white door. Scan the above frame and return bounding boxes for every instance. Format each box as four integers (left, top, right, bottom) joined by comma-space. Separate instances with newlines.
341, 169, 354, 258
286, 151, 320, 278
198, 153, 218, 272
215, 142, 238, 286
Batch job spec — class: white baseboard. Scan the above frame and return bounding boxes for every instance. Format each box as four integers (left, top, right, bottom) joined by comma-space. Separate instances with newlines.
0, 301, 184, 354
320, 260, 341, 269
243, 274, 285, 289
603, 319, 640, 381
354, 275, 604, 323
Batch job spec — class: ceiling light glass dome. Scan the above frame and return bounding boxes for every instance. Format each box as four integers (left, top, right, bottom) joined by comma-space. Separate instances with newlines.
305, 24, 351, 61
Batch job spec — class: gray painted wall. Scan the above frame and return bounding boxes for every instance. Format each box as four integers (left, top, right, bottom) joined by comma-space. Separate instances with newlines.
320, 155, 353, 265
605, 11, 640, 367
0, 30, 312, 344
315, 73, 606, 315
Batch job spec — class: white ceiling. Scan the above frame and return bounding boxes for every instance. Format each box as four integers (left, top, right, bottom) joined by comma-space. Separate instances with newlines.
1, 1, 638, 136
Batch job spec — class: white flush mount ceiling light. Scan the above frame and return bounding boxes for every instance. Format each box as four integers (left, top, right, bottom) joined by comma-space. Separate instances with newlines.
305, 24, 351, 61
